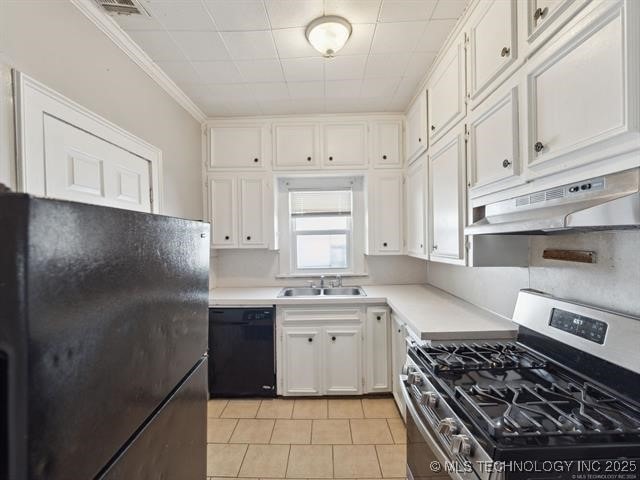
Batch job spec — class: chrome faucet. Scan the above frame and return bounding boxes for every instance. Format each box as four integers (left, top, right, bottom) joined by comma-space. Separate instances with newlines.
319, 275, 326, 288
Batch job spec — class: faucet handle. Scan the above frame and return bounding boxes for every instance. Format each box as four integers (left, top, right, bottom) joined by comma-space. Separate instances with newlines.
307, 280, 315, 288
336, 274, 342, 287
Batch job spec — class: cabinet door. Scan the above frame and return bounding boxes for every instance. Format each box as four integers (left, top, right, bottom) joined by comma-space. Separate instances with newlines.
323, 123, 368, 167
365, 308, 390, 393
469, 85, 519, 190
373, 120, 403, 168
273, 124, 318, 168
324, 327, 362, 394
526, 1, 638, 176
208, 176, 237, 248
283, 328, 322, 395
526, 0, 580, 49
428, 33, 466, 142
370, 173, 403, 254
405, 159, 427, 258
405, 91, 427, 163
390, 314, 406, 420
430, 126, 466, 264
239, 176, 270, 248
209, 126, 264, 169
468, 0, 517, 103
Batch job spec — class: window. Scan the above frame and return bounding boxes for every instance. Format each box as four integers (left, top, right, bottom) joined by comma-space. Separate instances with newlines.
289, 189, 352, 272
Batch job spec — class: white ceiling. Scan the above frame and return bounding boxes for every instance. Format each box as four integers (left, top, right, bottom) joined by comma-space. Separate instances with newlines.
114, 0, 468, 117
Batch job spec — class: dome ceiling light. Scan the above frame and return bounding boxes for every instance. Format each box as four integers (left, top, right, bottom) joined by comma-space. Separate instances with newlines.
305, 16, 352, 58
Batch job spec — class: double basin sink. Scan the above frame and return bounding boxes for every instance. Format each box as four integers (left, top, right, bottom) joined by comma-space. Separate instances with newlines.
278, 286, 366, 297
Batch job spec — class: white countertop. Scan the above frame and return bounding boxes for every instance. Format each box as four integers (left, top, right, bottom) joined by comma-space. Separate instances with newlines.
210, 284, 518, 341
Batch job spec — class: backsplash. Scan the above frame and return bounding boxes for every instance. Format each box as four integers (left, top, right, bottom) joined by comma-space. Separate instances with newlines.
211, 250, 428, 288
427, 231, 640, 319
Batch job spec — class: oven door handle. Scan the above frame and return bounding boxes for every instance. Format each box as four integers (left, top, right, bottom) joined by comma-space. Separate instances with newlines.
400, 379, 457, 476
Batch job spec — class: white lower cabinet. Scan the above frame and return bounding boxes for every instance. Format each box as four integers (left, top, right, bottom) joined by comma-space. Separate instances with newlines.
324, 327, 362, 394
391, 313, 408, 420
282, 327, 322, 395
365, 307, 391, 393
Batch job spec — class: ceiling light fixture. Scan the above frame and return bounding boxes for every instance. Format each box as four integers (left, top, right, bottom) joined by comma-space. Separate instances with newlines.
305, 16, 352, 58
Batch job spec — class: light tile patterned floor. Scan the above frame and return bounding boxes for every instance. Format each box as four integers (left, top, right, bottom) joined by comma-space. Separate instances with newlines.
206, 397, 407, 479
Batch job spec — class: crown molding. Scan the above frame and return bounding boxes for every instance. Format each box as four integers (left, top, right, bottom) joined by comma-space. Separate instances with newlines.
70, 0, 207, 124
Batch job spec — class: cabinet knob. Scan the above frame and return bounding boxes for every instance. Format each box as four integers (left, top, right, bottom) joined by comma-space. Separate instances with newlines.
246, 236, 251, 241
420, 244, 423, 249
331, 336, 336, 341
253, 158, 259, 163
376, 315, 381, 321
433, 244, 438, 250
383, 242, 388, 247
397, 329, 402, 333
329, 156, 333, 161
418, 137, 422, 143
308, 338, 313, 343
225, 235, 230, 240
500, 46, 510, 57
534, 141, 545, 153
382, 154, 387, 160
430, 125, 435, 131
502, 159, 512, 168
534, 6, 548, 21
307, 156, 312, 161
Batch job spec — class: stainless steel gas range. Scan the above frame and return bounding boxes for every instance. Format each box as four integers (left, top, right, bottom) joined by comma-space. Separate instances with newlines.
402, 289, 640, 480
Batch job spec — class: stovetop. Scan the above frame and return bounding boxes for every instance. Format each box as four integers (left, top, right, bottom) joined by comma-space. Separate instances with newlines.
411, 341, 640, 451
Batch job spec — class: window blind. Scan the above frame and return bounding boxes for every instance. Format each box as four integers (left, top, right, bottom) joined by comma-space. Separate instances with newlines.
290, 190, 352, 216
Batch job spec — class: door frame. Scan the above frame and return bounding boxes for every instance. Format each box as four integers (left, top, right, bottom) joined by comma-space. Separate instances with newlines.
13, 71, 163, 213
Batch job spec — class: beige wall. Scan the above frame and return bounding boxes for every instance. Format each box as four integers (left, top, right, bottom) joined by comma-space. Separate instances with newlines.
0, 0, 203, 220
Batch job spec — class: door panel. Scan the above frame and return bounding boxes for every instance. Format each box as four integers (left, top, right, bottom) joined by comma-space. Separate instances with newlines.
239, 176, 268, 247
209, 176, 237, 247
366, 309, 390, 393
273, 124, 318, 168
43, 115, 151, 212
373, 121, 403, 168
283, 328, 321, 395
323, 123, 367, 167
371, 174, 403, 254
405, 160, 426, 257
209, 126, 263, 169
324, 328, 362, 394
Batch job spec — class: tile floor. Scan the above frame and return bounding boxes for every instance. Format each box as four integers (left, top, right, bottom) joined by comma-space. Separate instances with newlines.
206, 397, 407, 479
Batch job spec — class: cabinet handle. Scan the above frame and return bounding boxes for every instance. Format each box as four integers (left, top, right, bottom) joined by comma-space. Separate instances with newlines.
331, 336, 336, 341
430, 125, 435, 131
307, 156, 312, 161
246, 236, 251, 241
433, 244, 438, 250
329, 156, 334, 161
534, 6, 548, 21
397, 329, 402, 333
308, 338, 313, 343
534, 141, 545, 153
383, 242, 388, 247
225, 235, 230, 240
420, 244, 423, 249
253, 158, 259, 163
418, 137, 422, 143
500, 46, 510, 57
502, 159, 512, 168
382, 154, 387, 160
376, 315, 381, 321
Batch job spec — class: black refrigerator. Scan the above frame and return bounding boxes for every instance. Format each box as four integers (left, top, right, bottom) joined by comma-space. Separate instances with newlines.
0, 193, 210, 480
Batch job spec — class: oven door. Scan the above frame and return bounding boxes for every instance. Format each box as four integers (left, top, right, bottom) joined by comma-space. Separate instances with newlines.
401, 377, 462, 480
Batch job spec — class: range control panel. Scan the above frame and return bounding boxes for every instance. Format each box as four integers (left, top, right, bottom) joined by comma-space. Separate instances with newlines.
549, 308, 608, 344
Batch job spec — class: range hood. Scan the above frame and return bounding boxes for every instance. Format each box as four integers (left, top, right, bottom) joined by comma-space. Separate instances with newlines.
466, 168, 640, 235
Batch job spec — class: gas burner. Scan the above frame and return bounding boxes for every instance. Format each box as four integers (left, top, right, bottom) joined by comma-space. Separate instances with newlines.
421, 342, 548, 373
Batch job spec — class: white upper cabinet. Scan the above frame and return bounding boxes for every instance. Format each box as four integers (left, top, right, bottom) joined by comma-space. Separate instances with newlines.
467, 0, 518, 107
323, 123, 368, 168
368, 173, 404, 255
208, 175, 237, 247
372, 120, 403, 168
524, 0, 589, 55
405, 90, 428, 163
468, 81, 522, 194
273, 123, 318, 169
239, 176, 270, 248
209, 125, 266, 169
405, 157, 427, 259
429, 125, 466, 265
428, 32, 466, 143
525, 0, 640, 177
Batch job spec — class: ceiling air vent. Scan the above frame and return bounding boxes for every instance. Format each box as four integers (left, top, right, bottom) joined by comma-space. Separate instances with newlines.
95, 0, 150, 16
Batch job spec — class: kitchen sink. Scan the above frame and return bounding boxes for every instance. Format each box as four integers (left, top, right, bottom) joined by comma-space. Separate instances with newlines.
278, 286, 366, 297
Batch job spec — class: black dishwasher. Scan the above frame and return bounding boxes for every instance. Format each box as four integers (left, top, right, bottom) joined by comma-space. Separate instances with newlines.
208, 307, 276, 397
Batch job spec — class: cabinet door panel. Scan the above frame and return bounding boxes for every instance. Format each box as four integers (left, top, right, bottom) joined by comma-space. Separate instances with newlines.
371, 174, 403, 254
325, 328, 361, 394
405, 92, 427, 162
283, 328, 322, 395
405, 160, 426, 257
274, 124, 318, 168
239, 176, 268, 247
390, 315, 406, 420
366, 309, 390, 393
323, 123, 367, 167
209, 176, 237, 247
469, 86, 519, 189
209, 126, 263, 168
469, 0, 516, 100
430, 128, 466, 263
373, 121, 403, 168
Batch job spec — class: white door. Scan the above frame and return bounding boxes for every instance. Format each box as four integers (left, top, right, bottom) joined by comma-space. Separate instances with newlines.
283, 328, 322, 395
273, 124, 318, 168
43, 115, 151, 212
209, 125, 264, 168
430, 126, 466, 264
323, 123, 368, 167
365, 308, 391, 393
372, 121, 403, 168
405, 91, 427, 162
468, 84, 519, 190
209, 176, 237, 248
324, 327, 362, 394
370, 173, 403, 254
428, 33, 466, 142
390, 314, 407, 420
467, 0, 516, 103
405, 159, 426, 258
239, 175, 269, 248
